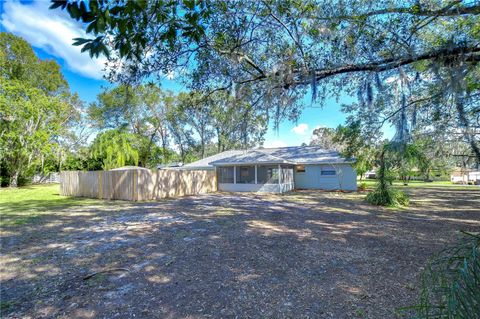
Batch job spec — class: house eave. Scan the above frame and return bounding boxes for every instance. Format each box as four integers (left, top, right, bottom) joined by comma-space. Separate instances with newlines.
212, 160, 355, 166
294, 161, 356, 165
178, 166, 214, 170
211, 161, 294, 166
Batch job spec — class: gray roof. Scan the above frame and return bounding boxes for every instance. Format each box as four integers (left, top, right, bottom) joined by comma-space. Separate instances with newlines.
182, 150, 246, 170
210, 149, 293, 165
184, 146, 353, 169
110, 166, 150, 171
257, 146, 351, 165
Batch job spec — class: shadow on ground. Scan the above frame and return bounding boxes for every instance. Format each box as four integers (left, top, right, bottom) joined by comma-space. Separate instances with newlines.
1, 187, 479, 318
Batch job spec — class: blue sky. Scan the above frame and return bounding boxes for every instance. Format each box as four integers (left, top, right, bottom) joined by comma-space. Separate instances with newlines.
1, 0, 391, 147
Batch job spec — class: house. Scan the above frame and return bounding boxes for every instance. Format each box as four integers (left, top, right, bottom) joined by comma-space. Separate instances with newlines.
364, 170, 376, 179
157, 162, 183, 169
451, 168, 480, 184
182, 146, 357, 193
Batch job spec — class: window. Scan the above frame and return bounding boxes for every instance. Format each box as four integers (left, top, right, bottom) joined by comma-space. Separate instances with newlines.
321, 170, 336, 176
295, 165, 305, 173
257, 165, 279, 184
218, 167, 234, 183
236, 166, 255, 184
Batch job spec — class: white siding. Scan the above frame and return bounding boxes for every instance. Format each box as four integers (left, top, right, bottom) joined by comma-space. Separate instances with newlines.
294, 164, 357, 191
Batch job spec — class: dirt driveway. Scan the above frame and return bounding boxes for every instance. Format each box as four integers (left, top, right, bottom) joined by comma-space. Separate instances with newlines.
1, 187, 479, 318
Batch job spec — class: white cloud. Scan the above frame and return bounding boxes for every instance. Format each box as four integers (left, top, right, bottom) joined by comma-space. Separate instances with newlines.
1, 1, 106, 80
290, 123, 309, 135
263, 140, 288, 148
166, 70, 175, 80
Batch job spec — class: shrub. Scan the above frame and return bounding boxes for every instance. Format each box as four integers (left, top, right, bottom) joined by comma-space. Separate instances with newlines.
366, 185, 409, 206
358, 182, 367, 191
405, 232, 480, 318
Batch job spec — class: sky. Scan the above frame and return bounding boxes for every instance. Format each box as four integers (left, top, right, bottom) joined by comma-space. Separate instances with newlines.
0, 0, 392, 147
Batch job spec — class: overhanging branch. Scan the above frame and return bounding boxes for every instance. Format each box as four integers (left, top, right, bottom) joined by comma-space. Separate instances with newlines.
296, 45, 480, 85
323, 1, 480, 20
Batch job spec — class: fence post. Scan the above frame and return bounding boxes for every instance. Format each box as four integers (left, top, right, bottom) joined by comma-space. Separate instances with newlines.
98, 171, 103, 199
132, 170, 137, 201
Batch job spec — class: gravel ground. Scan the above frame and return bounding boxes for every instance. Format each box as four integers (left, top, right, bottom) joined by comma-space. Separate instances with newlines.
1, 187, 479, 318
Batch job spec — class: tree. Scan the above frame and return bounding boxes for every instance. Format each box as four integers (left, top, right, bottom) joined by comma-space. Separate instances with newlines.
54, 0, 480, 160
0, 32, 77, 186
89, 84, 173, 166
90, 129, 140, 170
165, 98, 198, 164
334, 120, 376, 179
310, 127, 340, 150
210, 91, 267, 152
395, 143, 423, 185
366, 143, 409, 206
177, 92, 214, 158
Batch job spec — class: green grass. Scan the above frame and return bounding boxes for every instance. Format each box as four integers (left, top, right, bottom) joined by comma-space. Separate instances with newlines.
360, 179, 476, 189
0, 184, 104, 227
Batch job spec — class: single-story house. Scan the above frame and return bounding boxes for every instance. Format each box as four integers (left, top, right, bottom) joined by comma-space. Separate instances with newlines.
364, 170, 376, 179
182, 146, 357, 193
451, 168, 480, 184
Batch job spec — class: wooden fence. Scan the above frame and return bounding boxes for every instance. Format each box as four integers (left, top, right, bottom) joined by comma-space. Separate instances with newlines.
60, 168, 217, 201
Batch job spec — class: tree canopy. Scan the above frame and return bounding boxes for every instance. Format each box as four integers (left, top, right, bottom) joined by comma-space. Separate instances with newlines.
53, 0, 480, 162
0, 32, 78, 186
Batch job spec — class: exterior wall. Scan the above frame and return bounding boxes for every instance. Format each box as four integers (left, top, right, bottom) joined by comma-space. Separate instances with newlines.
451, 171, 480, 184
218, 183, 292, 193
294, 164, 357, 191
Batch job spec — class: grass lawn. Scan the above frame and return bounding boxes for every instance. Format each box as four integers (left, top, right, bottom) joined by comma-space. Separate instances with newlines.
359, 179, 477, 190
0, 184, 104, 227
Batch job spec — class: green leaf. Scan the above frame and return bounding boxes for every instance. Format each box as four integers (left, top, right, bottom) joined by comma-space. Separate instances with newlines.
49, 1, 67, 10
184, 0, 195, 10
67, 3, 82, 20
85, 22, 97, 34
80, 42, 92, 53
72, 38, 92, 46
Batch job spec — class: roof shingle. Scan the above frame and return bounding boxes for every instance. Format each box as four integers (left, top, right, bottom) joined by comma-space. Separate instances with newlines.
183, 146, 353, 169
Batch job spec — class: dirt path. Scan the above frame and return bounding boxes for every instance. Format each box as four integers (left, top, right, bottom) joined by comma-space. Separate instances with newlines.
1, 187, 479, 318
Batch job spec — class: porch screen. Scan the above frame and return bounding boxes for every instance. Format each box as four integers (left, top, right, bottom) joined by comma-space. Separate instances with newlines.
257, 165, 279, 184
218, 167, 234, 183
236, 166, 255, 184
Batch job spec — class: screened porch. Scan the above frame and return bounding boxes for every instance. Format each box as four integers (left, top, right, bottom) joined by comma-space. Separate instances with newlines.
216, 164, 294, 193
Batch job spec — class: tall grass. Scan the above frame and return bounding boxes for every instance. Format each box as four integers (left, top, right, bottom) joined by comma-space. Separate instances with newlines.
366, 186, 409, 206
407, 232, 480, 318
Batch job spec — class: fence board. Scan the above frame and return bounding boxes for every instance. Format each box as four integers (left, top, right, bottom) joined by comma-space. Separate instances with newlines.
60, 168, 217, 201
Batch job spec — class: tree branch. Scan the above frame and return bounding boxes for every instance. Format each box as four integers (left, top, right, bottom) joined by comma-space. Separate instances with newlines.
324, 1, 480, 20
263, 1, 306, 61
298, 45, 480, 85
209, 45, 480, 92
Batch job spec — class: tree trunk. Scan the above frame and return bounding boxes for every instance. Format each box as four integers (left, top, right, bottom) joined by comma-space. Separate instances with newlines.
378, 148, 387, 191
10, 171, 19, 188
200, 131, 205, 159
216, 127, 222, 153
454, 70, 480, 164
159, 130, 168, 164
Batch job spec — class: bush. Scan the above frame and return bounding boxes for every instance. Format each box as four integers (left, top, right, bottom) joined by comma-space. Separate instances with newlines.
358, 182, 367, 191
405, 232, 480, 318
16, 174, 32, 187
366, 186, 409, 206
